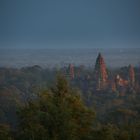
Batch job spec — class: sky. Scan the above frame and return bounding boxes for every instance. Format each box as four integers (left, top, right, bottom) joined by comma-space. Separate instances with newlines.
0, 0, 140, 48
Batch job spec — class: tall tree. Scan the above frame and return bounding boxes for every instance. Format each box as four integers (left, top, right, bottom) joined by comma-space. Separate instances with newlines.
17, 74, 95, 140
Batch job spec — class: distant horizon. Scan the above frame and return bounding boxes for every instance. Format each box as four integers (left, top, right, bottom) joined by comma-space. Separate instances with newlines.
0, 47, 139, 69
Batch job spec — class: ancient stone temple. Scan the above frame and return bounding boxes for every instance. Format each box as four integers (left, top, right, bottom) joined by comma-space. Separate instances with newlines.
69, 64, 75, 79
115, 74, 128, 87
94, 53, 108, 90
128, 64, 135, 86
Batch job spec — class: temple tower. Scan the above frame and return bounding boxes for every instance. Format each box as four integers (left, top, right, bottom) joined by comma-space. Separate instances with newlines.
94, 53, 108, 90
69, 64, 75, 79
128, 64, 135, 86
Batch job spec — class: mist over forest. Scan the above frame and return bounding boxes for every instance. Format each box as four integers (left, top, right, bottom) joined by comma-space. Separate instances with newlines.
0, 47, 140, 68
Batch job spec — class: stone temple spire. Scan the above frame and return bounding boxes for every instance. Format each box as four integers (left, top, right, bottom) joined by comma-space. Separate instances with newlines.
128, 64, 135, 86
94, 53, 108, 90
69, 64, 75, 79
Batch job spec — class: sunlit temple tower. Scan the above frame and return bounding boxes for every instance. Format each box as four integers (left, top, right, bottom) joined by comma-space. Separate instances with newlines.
94, 53, 108, 90
128, 64, 135, 86
69, 64, 75, 79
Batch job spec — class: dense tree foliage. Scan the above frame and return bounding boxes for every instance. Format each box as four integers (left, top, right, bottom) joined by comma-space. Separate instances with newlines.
0, 66, 140, 139
16, 75, 95, 140
0, 124, 13, 140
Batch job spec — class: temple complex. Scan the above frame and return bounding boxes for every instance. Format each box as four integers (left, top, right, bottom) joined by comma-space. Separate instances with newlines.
65, 53, 137, 95
93, 53, 136, 94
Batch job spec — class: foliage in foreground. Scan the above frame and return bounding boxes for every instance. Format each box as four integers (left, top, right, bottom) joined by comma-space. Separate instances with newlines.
16, 75, 95, 140
0, 74, 140, 140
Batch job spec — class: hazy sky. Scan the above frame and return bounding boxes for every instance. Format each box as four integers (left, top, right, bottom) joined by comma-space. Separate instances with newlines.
0, 0, 140, 48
